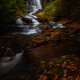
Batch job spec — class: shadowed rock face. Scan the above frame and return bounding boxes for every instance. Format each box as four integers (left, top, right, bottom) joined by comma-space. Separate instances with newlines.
40, 0, 44, 9
36, 17, 48, 23
25, 5, 33, 13
24, 0, 34, 5
21, 18, 33, 24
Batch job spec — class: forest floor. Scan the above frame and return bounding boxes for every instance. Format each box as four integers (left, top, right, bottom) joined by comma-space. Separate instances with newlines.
25, 19, 80, 80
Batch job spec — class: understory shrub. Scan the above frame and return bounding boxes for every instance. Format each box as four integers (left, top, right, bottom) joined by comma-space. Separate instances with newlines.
0, 0, 27, 27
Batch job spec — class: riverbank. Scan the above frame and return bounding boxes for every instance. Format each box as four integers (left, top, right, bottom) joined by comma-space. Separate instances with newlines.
0, 19, 80, 80
24, 19, 80, 80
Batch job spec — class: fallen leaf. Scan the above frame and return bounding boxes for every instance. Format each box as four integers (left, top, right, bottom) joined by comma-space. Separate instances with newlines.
67, 76, 73, 79
66, 66, 71, 69
61, 78, 67, 80
63, 74, 67, 77
56, 64, 60, 66
20, 76, 26, 78
40, 75, 44, 78
42, 65, 44, 68
70, 61, 74, 64
71, 67, 77, 71
67, 59, 70, 62
47, 70, 53, 74
49, 64, 52, 68
53, 73, 58, 80
43, 69, 47, 74
6, 48, 11, 49
43, 76, 47, 80
71, 64, 75, 66
49, 62, 53, 65
71, 54, 75, 56
63, 70, 67, 74
62, 64, 66, 67
76, 75, 80, 80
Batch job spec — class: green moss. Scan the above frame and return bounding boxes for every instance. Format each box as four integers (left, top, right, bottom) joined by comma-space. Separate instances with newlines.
38, 0, 80, 21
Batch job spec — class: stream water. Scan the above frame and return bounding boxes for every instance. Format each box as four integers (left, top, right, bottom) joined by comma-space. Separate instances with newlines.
0, 0, 42, 79
0, 0, 65, 79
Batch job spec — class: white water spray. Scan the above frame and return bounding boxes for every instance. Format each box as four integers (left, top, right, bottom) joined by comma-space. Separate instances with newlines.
14, 0, 42, 35
0, 51, 23, 74
36, 0, 42, 9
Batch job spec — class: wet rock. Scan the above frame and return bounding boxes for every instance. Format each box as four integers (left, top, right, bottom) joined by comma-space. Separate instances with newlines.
41, 24, 51, 30
25, 5, 33, 13
49, 22, 57, 27
0, 46, 6, 58
34, 9, 43, 14
30, 28, 65, 47
21, 18, 32, 24
41, 30, 45, 34
36, 17, 48, 23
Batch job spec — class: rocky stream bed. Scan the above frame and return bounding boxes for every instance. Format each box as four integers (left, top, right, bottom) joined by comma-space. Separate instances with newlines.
0, 19, 80, 80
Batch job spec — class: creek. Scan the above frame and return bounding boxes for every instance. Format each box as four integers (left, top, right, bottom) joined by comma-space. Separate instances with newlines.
0, 0, 65, 79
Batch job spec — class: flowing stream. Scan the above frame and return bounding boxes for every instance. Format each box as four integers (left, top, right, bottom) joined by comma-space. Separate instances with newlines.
0, 0, 42, 78
0, 0, 65, 79
13, 0, 42, 35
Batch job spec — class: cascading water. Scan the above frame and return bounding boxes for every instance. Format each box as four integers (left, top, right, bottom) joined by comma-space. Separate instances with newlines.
0, 0, 66, 79
14, 0, 42, 35
0, 0, 42, 75
36, 0, 42, 9
0, 51, 23, 75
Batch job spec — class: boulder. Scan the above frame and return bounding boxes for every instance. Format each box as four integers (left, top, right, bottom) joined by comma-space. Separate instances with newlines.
25, 5, 33, 13
41, 24, 51, 30
35, 9, 43, 14
36, 17, 48, 23
21, 18, 32, 24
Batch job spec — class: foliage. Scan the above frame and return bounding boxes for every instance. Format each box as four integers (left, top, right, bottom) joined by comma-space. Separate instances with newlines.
38, 0, 80, 20
0, 0, 27, 27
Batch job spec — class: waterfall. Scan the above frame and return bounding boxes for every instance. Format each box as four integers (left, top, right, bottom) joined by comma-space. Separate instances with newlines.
36, 0, 42, 9
27, 0, 42, 10
14, 0, 42, 35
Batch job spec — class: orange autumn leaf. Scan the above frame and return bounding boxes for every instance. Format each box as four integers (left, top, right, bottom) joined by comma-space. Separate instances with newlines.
20, 76, 26, 78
